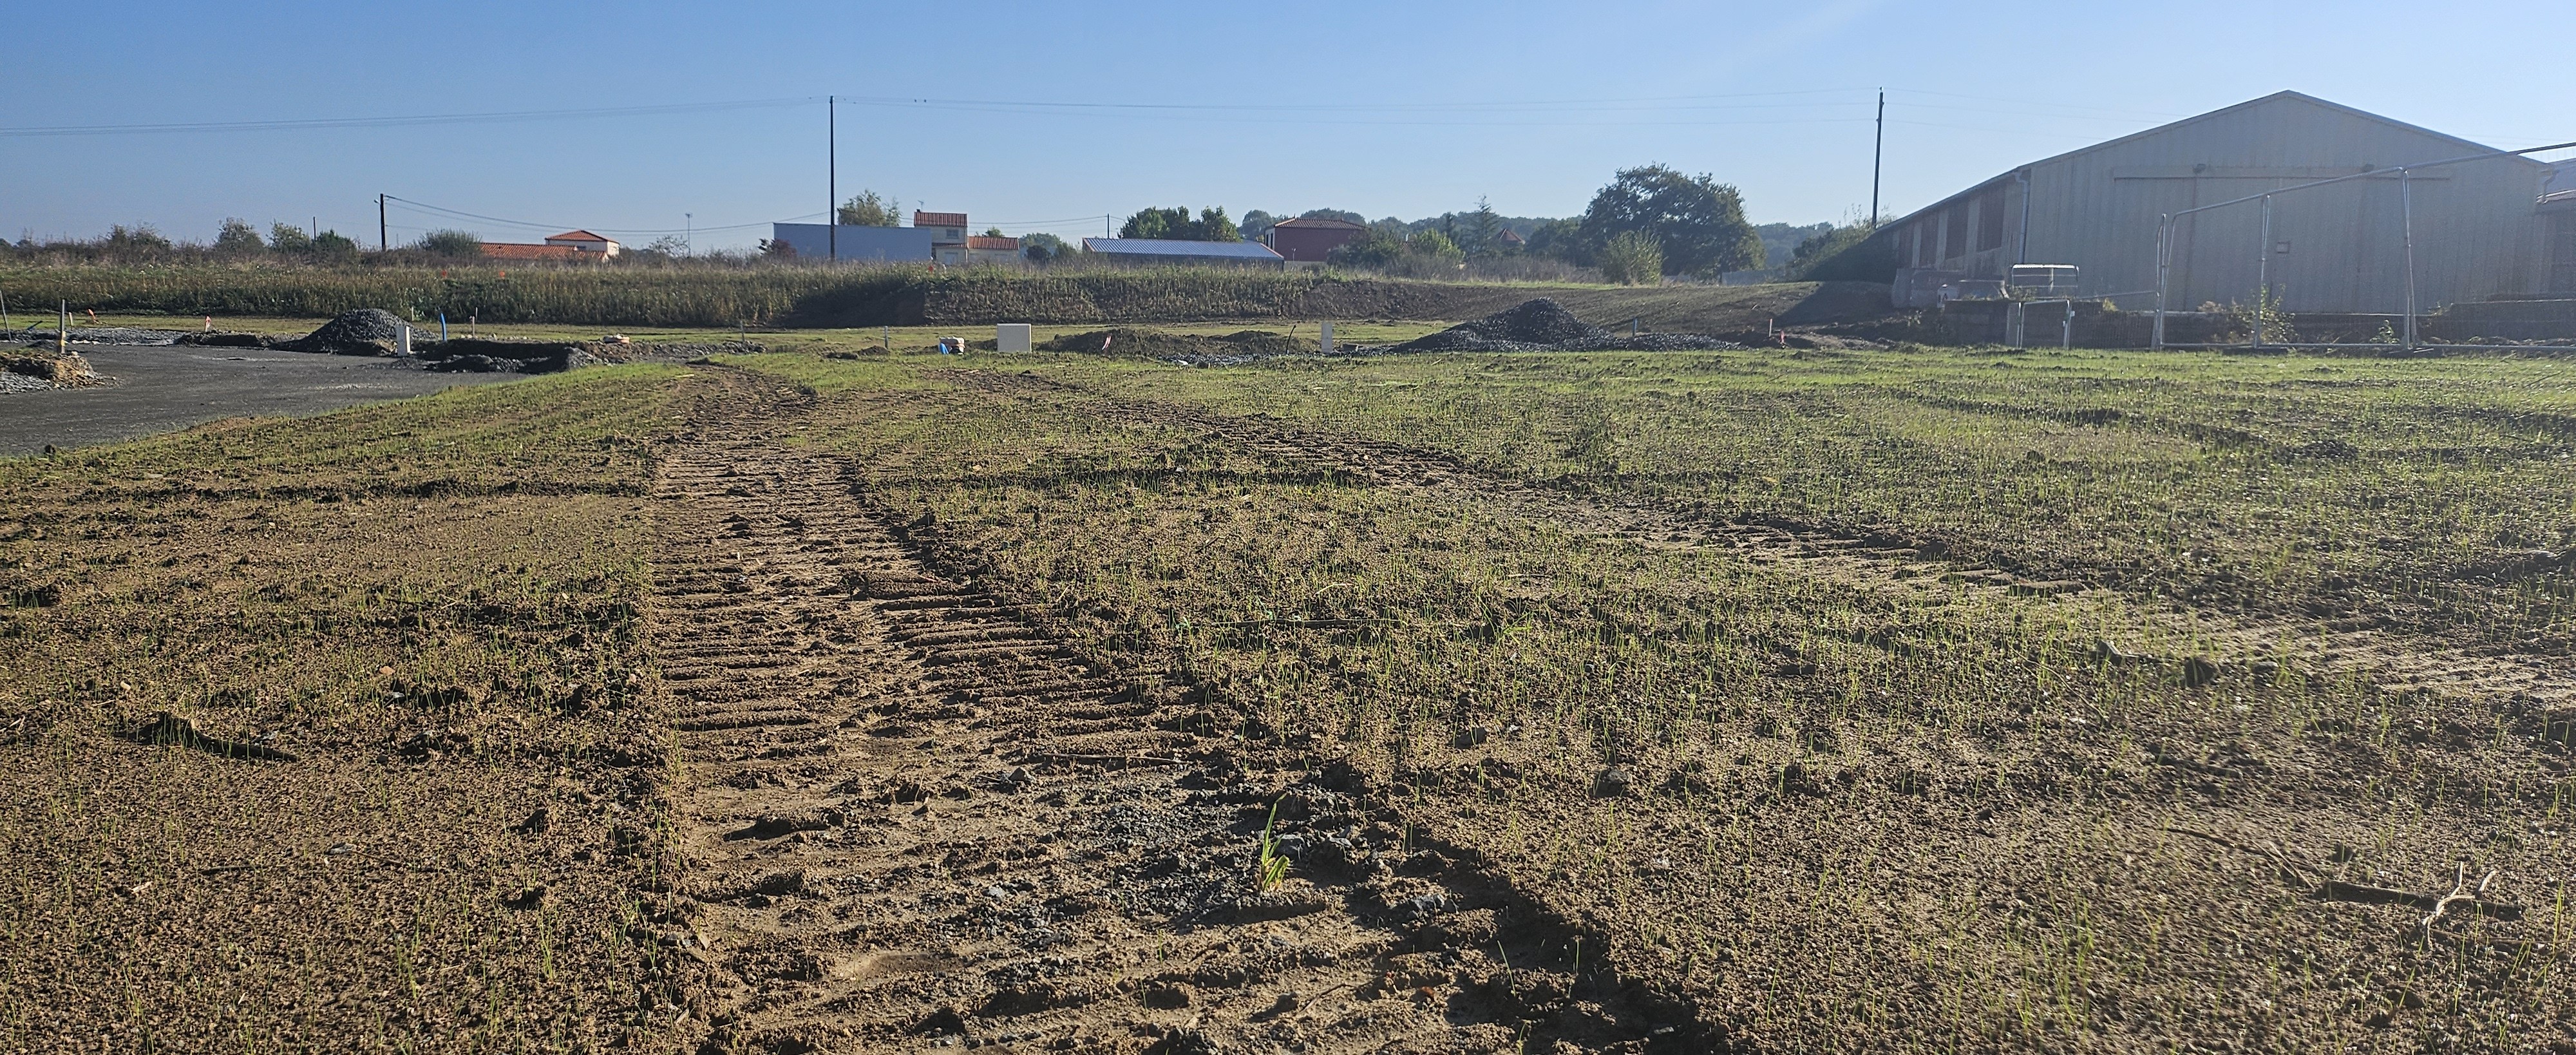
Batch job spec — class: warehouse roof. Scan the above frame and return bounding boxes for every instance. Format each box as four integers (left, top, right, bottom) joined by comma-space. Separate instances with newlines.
1080, 238, 1283, 260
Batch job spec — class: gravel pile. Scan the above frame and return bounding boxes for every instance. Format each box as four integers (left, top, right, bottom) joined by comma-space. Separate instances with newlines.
1387, 298, 1741, 353
285, 309, 408, 355
21, 327, 191, 347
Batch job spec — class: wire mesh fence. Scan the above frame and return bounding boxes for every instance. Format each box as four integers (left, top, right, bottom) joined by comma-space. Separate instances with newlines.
2149, 140, 2576, 351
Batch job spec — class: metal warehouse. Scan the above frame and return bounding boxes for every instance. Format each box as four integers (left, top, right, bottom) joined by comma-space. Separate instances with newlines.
1877, 91, 2566, 314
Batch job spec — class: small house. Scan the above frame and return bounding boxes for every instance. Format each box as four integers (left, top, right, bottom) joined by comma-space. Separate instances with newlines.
542, 230, 620, 258
965, 234, 1021, 266
1267, 217, 1366, 263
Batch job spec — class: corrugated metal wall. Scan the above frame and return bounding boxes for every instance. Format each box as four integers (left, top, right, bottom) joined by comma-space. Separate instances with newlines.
1872, 94, 2552, 314
2012, 94, 2547, 313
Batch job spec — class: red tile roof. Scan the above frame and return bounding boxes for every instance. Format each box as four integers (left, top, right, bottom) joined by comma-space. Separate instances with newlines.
480, 243, 587, 260
543, 230, 612, 243
966, 235, 1019, 250
914, 211, 969, 229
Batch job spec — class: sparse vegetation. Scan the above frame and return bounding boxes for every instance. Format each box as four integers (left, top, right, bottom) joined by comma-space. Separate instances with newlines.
1596, 231, 1663, 285
5, 336, 2569, 1050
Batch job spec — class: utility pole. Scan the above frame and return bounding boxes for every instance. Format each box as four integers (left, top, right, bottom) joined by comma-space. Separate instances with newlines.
1871, 90, 1884, 229
378, 194, 388, 252
828, 95, 837, 261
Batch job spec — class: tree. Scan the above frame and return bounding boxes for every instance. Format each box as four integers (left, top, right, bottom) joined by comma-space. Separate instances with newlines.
213, 218, 263, 256
1790, 222, 1896, 281
1461, 197, 1504, 257
640, 234, 689, 258
1786, 223, 1872, 278
269, 223, 314, 254
1118, 206, 1240, 242
1577, 165, 1761, 278
1410, 229, 1463, 265
417, 230, 484, 258
1239, 210, 1280, 244
838, 191, 901, 227
1300, 208, 1365, 225
760, 236, 797, 258
1524, 218, 1582, 261
1021, 232, 1073, 263
1598, 231, 1663, 285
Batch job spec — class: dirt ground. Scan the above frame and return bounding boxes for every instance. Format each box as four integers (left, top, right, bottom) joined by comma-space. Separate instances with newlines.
4, 345, 2571, 1053
0, 344, 516, 457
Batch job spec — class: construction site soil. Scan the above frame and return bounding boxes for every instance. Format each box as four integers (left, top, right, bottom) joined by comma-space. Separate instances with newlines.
5, 347, 2571, 1054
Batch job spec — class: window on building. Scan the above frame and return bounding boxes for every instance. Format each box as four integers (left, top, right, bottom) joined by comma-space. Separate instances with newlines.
1977, 188, 2006, 252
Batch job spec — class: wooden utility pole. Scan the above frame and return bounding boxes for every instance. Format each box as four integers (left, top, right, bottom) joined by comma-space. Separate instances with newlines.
378, 194, 388, 252
1871, 90, 1884, 229
828, 96, 837, 261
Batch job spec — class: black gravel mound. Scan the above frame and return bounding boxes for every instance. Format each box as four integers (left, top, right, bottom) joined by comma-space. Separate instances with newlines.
1388, 298, 1742, 353
285, 309, 408, 355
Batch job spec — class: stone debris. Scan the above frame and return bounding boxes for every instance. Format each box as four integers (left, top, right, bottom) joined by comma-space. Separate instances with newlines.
1386, 297, 1742, 353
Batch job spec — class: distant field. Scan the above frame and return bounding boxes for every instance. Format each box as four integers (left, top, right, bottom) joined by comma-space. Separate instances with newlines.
0, 263, 1888, 332
6, 343, 2567, 1052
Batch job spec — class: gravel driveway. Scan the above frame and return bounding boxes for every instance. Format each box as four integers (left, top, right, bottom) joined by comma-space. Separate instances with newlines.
0, 345, 518, 458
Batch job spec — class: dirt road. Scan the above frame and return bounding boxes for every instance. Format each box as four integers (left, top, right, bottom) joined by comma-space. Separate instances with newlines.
647, 380, 1698, 1054
0, 345, 513, 457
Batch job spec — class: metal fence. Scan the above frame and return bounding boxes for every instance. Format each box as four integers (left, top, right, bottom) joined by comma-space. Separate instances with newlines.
2154, 138, 2576, 352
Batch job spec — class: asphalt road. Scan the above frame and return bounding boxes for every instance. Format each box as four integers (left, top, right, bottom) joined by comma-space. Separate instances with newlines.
0, 345, 516, 458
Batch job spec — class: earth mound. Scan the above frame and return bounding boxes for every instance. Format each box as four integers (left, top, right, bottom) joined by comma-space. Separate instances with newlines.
286, 309, 408, 355
1039, 328, 1305, 361
1388, 298, 1743, 353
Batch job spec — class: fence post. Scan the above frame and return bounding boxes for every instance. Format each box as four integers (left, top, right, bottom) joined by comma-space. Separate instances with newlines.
2400, 169, 2418, 350
2152, 215, 2170, 350
2253, 195, 2271, 348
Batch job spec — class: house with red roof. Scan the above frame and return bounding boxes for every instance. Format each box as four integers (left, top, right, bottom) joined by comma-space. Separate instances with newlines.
477, 229, 621, 261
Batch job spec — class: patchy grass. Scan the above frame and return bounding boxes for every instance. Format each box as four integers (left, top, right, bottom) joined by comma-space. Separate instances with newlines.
0, 366, 695, 1051
744, 345, 2575, 1052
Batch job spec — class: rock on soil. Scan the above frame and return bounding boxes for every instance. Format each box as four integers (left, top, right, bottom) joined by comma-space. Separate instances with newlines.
1386, 297, 1743, 353
0, 348, 104, 390
283, 309, 408, 355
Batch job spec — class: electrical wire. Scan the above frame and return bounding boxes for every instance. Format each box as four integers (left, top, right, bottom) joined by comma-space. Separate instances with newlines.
384, 195, 820, 236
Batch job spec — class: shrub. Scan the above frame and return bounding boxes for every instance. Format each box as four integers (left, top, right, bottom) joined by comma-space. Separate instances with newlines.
417, 230, 484, 258
269, 223, 314, 254
1598, 231, 1663, 286
311, 231, 359, 261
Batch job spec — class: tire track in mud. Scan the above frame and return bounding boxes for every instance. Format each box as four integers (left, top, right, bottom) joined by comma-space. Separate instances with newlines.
650, 377, 1708, 1054
954, 368, 2570, 708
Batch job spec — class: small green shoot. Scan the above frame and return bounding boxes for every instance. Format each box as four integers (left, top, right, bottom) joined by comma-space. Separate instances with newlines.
1256, 798, 1291, 893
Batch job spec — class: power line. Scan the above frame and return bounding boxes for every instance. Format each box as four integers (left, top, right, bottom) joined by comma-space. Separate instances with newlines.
384, 195, 817, 236
0, 98, 814, 138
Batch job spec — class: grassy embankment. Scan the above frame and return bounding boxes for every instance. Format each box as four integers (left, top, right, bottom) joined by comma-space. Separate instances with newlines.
747, 344, 2575, 1051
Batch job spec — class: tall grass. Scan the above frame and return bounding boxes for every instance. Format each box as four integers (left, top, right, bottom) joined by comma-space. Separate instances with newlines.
0, 261, 1844, 330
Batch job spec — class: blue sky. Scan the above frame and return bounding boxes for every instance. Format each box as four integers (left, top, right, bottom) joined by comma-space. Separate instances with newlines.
4, 0, 2568, 252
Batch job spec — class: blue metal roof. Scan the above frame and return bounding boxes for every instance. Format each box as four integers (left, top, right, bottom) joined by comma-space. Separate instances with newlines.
1081, 238, 1283, 260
